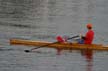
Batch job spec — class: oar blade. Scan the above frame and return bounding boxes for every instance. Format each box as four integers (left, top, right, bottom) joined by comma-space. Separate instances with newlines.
24, 50, 31, 52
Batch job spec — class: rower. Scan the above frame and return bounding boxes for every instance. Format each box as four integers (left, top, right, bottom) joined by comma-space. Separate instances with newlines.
78, 23, 94, 44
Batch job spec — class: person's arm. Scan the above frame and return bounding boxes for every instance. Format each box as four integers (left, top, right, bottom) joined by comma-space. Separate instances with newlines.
79, 34, 86, 40
81, 32, 89, 40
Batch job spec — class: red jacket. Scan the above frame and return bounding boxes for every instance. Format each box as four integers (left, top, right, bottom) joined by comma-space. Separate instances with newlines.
84, 30, 94, 44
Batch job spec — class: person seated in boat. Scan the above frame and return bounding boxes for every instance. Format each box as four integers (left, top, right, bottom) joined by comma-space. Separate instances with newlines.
78, 23, 94, 44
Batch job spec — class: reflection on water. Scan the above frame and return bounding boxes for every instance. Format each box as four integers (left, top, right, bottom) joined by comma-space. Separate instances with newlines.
81, 50, 93, 71
86, 59, 93, 71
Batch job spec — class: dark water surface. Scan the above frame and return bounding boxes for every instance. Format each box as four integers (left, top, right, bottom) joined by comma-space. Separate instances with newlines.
0, 0, 108, 71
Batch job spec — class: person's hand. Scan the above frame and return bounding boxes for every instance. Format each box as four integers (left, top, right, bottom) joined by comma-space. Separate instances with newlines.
79, 34, 83, 39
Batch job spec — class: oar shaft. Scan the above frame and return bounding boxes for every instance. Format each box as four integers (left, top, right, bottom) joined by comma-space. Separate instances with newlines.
30, 42, 58, 50
24, 35, 79, 52
67, 35, 79, 40
30, 35, 79, 51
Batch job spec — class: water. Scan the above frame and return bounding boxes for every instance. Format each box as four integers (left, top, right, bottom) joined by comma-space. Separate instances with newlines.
0, 0, 108, 71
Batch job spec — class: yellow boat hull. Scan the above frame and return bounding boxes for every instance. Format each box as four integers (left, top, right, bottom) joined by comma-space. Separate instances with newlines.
10, 39, 108, 51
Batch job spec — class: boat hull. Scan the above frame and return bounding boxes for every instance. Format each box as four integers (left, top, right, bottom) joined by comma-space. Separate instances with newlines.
10, 39, 108, 51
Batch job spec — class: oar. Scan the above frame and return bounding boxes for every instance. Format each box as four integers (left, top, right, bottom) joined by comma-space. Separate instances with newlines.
24, 35, 79, 53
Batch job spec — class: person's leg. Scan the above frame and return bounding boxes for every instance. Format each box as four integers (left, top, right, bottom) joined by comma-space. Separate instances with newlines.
77, 39, 84, 44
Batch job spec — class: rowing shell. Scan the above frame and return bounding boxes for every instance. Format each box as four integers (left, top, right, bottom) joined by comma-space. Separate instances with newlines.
10, 39, 108, 51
